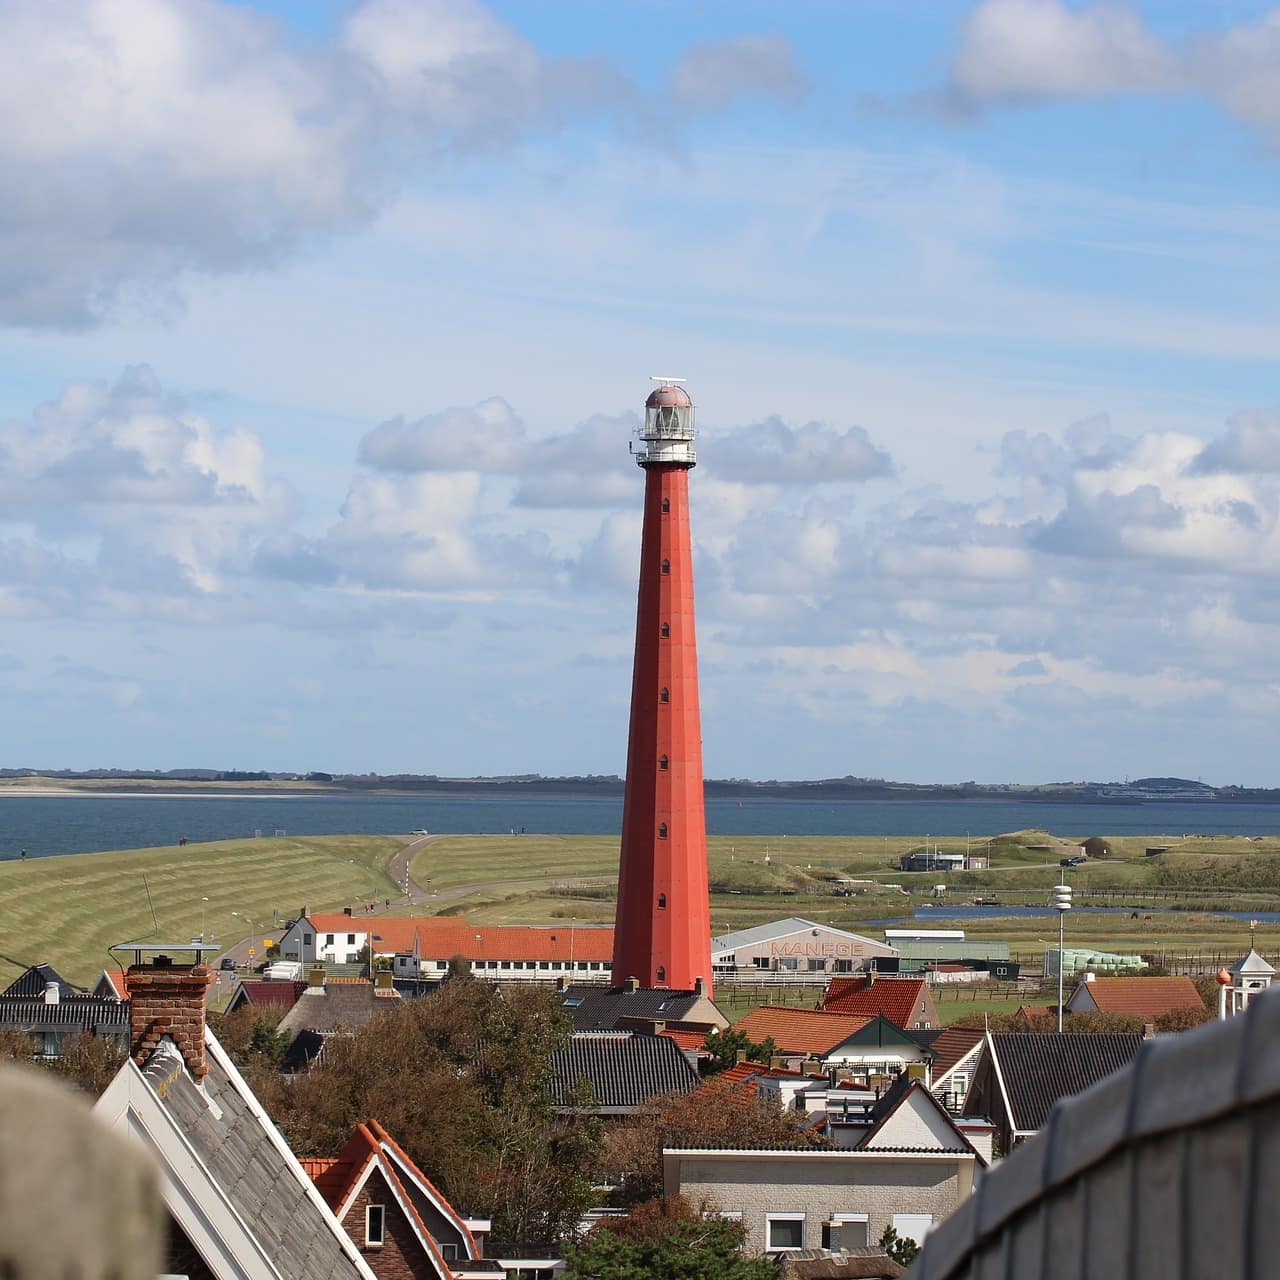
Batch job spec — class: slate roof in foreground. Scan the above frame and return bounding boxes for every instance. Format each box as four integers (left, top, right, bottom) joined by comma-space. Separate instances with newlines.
552, 1031, 699, 1112
991, 1032, 1144, 1134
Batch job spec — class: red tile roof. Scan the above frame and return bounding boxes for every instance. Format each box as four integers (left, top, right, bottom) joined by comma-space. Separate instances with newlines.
100, 969, 127, 999
305, 1119, 478, 1270
1073, 976, 1205, 1018
307, 913, 615, 962
735, 1006, 873, 1056
820, 976, 928, 1026
661, 1028, 709, 1053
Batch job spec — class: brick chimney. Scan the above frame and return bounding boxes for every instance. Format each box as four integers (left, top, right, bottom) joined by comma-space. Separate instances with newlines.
124, 955, 215, 1080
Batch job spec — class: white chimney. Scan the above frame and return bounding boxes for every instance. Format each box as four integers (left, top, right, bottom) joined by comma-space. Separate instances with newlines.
1084, 971, 1096, 983
44, 981, 59, 1005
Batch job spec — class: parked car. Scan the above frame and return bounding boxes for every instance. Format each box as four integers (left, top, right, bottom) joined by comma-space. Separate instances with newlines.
219, 957, 237, 971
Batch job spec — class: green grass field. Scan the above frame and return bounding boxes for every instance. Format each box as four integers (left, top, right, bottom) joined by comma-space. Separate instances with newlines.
0, 835, 406, 988
11, 826, 1280, 991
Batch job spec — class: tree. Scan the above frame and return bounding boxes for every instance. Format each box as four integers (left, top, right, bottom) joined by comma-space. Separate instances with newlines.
47, 1031, 126, 1097
879, 1224, 919, 1267
563, 1196, 775, 1280
258, 980, 601, 1250
699, 1027, 778, 1077
606, 1078, 830, 1207
209, 1006, 290, 1071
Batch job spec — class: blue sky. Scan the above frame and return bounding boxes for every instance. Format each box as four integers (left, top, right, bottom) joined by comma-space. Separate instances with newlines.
3, 0, 1280, 784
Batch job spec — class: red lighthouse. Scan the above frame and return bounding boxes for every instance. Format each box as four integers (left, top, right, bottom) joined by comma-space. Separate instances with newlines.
612, 379, 713, 994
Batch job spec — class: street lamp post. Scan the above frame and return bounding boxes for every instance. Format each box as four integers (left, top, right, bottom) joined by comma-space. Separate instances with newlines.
231, 910, 256, 969
200, 897, 209, 942
1052, 877, 1073, 1033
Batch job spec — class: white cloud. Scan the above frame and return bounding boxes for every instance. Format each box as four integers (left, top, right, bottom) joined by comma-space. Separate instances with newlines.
671, 33, 806, 112
711, 417, 894, 485
950, 0, 1173, 102
947, 0, 1280, 139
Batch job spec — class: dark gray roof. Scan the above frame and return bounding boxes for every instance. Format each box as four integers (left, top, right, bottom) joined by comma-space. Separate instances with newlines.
552, 1031, 699, 1112
141, 1045, 366, 1280
0, 997, 129, 1036
560, 984, 705, 1031
281, 1028, 330, 1074
2, 963, 80, 998
991, 1032, 1144, 1132
276, 984, 396, 1038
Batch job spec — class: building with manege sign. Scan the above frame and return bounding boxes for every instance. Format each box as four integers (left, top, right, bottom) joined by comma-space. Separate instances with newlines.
711, 918, 896, 978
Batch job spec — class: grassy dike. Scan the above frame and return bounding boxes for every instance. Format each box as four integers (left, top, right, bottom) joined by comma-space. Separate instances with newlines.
0, 835, 405, 988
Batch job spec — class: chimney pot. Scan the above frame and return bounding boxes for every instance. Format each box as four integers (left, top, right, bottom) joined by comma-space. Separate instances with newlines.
124, 960, 214, 1079
624, 976, 639, 993
44, 981, 59, 1005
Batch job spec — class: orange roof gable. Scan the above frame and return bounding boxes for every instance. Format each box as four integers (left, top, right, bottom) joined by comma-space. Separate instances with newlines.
662, 1028, 709, 1053
1075, 976, 1205, 1018
307, 913, 615, 962
820, 976, 927, 1025
735, 1006, 873, 1056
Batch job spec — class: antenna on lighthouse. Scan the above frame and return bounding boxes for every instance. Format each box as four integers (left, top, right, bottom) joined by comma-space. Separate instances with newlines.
649, 375, 687, 385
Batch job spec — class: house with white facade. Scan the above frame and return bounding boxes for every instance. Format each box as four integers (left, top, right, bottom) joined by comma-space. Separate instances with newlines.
711, 919, 896, 979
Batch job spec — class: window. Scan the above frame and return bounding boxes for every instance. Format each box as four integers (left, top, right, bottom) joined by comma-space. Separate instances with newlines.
659, 823, 668, 839
766, 1215, 805, 1252
892, 1214, 933, 1246
656, 967, 666, 983
325, 934, 334, 946
366, 1204, 386, 1246
823, 1215, 869, 1250
660, 622, 670, 637
303, 932, 313, 946
658, 893, 667, 909
660, 688, 669, 703
659, 755, 669, 770
661, 559, 670, 574
346, 933, 356, 945
662, 498, 670, 512
539, 961, 550, 970
440, 1243, 458, 1261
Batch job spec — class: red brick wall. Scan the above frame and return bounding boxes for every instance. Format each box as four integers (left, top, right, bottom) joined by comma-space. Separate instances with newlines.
342, 1168, 442, 1280
125, 962, 215, 1079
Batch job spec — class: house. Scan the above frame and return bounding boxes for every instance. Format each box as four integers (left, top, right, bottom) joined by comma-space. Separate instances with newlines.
304, 1120, 499, 1280
711, 919, 896, 978
736, 1007, 929, 1075
276, 971, 402, 1073
278, 913, 616, 983
557, 979, 728, 1033
224, 978, 308, 1016
0, 962, 130, 1057
92, 968, 128, 999
917, 1025, 985, 1113
94, 946, 379, 1280
813, 1076, 992, 1166
1064, 975, 1205, 1020
663, 1136, 979, 1254
819, 975, 940, 1030
550, 1030, 700, 1115
962, 1031, 1144, 1151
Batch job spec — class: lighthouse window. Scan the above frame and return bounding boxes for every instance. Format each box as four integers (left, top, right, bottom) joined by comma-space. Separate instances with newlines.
660, 688, 669, 703
661, 560, 670, 574
659, 823, 668, 839
659, 755, 669, 770
657, 967, 666, 983
661, 623, 670, 637
662, 498, 670, 513
658, 894, 667, 909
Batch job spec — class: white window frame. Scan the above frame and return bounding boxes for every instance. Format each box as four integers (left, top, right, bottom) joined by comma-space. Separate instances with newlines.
765, 1213, 806, 1253
892, 1213, 933, 1245
440, 1242, 458, 1260
366, 1204, 386, 1246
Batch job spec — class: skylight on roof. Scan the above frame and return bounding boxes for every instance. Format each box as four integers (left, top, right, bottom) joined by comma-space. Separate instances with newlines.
563, 997, 584, 1007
